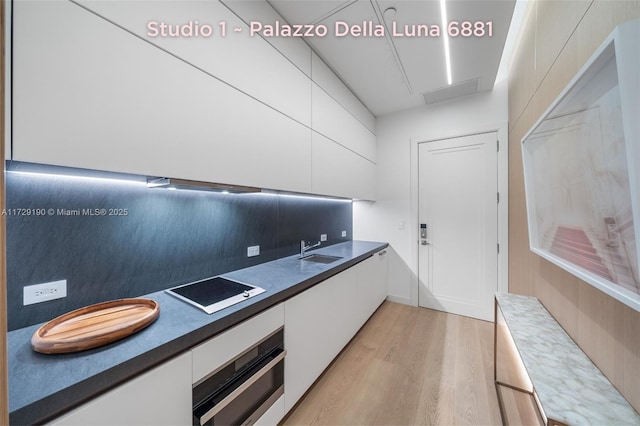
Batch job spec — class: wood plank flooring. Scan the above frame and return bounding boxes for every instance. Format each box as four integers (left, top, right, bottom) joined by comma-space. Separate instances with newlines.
282, 301, 507, 426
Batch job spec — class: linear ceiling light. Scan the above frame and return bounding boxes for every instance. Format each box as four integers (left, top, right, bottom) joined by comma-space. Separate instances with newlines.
440, 0, 452, 85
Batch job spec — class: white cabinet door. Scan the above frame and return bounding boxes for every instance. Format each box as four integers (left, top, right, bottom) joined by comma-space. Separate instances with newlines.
352, 251, 388, 326
284, 266, 358, 412
49, 353, 192, 426
353, 257, 375, 325
311, 83, 376, 163
336, 265, 362, 349
221, 0, 312, 78
74, 0, 311, 126
373, 249, 389, 307
282, 249, 389, 414
12, 0, 312, 193
311, 52, 375, 133
311, 132, 376, 200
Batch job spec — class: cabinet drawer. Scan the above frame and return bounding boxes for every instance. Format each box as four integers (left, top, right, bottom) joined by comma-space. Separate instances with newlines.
191, 304, 284, 384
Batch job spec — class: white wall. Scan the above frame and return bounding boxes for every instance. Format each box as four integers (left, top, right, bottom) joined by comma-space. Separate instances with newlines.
354, 78, 508, 305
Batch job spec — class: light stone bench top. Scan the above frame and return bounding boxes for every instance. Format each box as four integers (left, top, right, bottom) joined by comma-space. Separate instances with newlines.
496, 292, 640, 425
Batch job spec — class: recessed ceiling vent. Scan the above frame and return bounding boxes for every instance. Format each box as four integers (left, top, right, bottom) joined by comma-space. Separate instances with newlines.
423, 78, 480, 104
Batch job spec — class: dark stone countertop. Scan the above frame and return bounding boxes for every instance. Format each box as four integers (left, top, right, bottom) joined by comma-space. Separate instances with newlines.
8, 240, 388, 425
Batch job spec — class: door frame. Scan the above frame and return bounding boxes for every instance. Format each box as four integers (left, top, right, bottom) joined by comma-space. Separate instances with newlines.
409, 122, 509, 310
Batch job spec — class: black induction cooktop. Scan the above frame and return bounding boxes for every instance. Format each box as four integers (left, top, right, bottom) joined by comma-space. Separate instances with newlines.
166, 276, 265, 314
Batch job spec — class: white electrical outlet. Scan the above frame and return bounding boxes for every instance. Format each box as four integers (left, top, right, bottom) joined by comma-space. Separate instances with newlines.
247, 245, 260, 257
341, 230, 347, 238
320, 234, 327, 242
23, 280, 67, 306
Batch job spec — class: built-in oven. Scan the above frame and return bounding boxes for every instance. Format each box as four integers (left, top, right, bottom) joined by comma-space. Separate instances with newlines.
192, 328, 285, 426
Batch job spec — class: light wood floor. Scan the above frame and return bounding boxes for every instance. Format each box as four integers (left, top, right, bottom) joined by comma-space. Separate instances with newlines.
281, 301, 507, 426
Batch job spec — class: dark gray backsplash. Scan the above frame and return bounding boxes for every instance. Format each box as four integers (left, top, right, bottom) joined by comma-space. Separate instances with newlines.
6, 168, 352, 331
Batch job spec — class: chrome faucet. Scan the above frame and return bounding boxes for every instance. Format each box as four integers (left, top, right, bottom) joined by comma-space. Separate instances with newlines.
300, 240, 321, 258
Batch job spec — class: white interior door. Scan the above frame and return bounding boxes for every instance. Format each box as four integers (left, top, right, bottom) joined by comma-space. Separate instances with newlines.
418, 132, 498, 321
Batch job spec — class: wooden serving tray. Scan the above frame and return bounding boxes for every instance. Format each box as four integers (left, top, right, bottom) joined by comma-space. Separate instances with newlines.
32, 298, 160, 354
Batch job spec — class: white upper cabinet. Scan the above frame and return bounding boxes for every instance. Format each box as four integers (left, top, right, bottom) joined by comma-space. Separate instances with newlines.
220, 0, 312, 77
312, 132, 375, 200
12, 0, 376, 200
74, 0, 311, 126
311, 52, 375, 133
12, 0, 312, 193
311, 83, 376, 163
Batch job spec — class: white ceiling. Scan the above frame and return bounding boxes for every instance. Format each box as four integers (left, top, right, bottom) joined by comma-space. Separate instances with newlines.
268, 0, 516, 116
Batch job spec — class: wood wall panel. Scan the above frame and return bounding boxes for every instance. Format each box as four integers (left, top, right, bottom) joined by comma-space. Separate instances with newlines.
576, 0, 640, 66
576, 283, 625, 388
532, 35, 579, 119
507, 103, 535, 297
533, 0, 592, 89
535, 258, 580, 338
506, 109, 529, 200
623, 306, 640, 404
507, 206, 534, 296
507, 2, 536, 130
1, 0, 8, 422
508, 0, 640, 412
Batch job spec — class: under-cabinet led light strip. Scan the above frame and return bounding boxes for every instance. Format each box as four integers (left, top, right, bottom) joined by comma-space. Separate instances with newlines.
7, 169, 146, 186
259, 190, 352, 203
8, 167, 352, 202
440, 0, 453, 85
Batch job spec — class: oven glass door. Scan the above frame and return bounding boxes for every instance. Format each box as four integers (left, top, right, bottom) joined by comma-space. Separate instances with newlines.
194, 347, 285, 426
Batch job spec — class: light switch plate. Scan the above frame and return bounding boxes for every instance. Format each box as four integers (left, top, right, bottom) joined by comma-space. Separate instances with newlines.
24, 280, 67, 305
320, 234, 327, 242
247, 245, 260, 257
341, 231, 347, 237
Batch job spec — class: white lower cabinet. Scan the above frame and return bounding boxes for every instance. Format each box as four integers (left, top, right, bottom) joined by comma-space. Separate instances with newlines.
191, 304, 284, 384
49, 352, 192, 426
190, 304, 285, 426
284, 249, 388, 413
283, 268, 354, 412
254, 395, 285, 426
46, 250, 388, 425
357, 248, 389, 321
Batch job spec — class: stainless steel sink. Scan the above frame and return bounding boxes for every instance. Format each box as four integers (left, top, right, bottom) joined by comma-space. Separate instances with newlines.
300, 254, 343, 264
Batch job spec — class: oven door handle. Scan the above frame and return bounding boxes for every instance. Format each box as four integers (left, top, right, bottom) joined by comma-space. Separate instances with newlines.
198, 349, 286, 426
